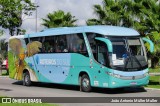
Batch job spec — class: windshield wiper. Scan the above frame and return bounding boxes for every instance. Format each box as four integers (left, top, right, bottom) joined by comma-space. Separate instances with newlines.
124, 55, 144, 71
124, 38, 133, 56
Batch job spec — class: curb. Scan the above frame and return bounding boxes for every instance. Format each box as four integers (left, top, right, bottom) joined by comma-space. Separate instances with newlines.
149, 73, 160, 76
0, 76, 9, 78
145, 87, 160, 91
1, 76, 160, 91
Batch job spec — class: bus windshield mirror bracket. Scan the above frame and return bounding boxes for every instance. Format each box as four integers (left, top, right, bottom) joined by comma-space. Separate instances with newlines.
95, 37, 113, 53
142, 37, 154, 53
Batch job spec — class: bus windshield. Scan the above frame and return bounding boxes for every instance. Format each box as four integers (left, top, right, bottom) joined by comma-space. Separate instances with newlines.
108, 37, 148, 71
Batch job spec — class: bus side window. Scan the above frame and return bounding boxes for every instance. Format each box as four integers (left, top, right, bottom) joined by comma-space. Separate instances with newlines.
41, 36, 56, 53
67, 33, 89, 57
41, 46, 46, 53
86, 33, 98, 59
24, 38, 29, 45
97, 41, 109, 66
54, 35, 68, 53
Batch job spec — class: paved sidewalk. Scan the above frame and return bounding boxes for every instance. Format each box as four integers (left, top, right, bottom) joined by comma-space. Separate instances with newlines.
149, 73, 160, 76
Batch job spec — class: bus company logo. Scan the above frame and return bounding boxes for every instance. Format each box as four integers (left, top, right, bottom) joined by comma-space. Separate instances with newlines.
39, 59, 56, 65
2, 98, 11, 103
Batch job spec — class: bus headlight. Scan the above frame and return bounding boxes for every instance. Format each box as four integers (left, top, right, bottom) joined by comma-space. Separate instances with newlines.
114, 74, 121, 78
144, 72, 149, 77
106, 72, 120, 78
106, 72, 113, 76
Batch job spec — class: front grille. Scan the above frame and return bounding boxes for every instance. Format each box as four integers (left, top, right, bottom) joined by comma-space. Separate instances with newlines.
119, 74, 146, 80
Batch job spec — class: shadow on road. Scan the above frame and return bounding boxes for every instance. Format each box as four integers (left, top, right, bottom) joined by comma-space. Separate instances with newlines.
148, 80, 160, 85
12, 81, 23, 85
12, 81, 147, 94
92, 87, 147, 94
0, 88, 12, 92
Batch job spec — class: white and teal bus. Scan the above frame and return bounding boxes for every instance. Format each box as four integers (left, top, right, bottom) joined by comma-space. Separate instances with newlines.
8, 25, 154, 92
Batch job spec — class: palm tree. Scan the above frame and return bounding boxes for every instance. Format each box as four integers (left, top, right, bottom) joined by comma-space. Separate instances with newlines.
131, 0, 160, 36
0, 39, 7, 76
0, 30, 4, 75
0, 30, 3, 36
0, 40, 7, 59
87, 4, 106, 25
0, 30, 4, 51
87, 0, 160, 67
0, 31, 7, 71
86, 0, 123, 26
42, 10, 77, 28
133, 0, 160, 68
145, 31, 160, 68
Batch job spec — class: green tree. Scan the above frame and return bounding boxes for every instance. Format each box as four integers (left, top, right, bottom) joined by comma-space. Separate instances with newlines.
0, 30, 4, 59
42, 10, 77, 28
0, 39, 8, 63
87, 0, 160, 68
87, 0, 160, 31
132, 0, 160, 36
0, 30, 3, 36
132, 0, 160, 67
0, 0, 37, 36
86, 0, 131, 26
145, 32, 160, 68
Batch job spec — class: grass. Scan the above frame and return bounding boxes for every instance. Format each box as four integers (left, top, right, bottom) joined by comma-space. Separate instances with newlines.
149, 68, 160, 73
145, 76, 160, 89
145, 68, 160, 89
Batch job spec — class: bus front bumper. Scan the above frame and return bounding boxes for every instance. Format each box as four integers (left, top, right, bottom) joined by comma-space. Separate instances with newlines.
108, 76, 149, 88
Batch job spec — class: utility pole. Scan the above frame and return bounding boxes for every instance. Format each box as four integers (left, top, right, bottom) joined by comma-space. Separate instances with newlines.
35, 0, 38, 32
36, 6, 37, 32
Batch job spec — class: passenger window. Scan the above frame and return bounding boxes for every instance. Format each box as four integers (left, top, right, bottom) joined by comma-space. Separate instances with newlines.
29, 34, 88, 56
55, 35, 68, 53
86, 33, 97, 59
24, 38, 29, 45
67, 33, 88, 57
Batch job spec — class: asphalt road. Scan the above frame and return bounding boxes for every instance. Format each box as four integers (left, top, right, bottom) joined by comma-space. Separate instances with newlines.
0, 76, 160, 106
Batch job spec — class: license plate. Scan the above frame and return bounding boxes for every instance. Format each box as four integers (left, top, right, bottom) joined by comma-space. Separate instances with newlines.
130, 82, 137, 85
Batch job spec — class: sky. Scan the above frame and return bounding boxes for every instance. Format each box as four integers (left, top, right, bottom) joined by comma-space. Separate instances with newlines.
0, 0, 102, 40
22, 0, 103, 34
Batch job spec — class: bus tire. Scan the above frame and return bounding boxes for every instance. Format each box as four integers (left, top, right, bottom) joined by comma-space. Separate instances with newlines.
23, 71, 31, 86
81, 74, 92, 92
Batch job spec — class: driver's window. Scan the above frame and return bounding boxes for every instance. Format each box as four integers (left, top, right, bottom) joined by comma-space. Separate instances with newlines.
97, 41, 109, 66
86, 33, 109, 67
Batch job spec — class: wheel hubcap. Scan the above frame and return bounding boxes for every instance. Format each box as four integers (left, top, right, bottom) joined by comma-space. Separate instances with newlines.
82, 78, 89, 88
25, 75, 29, 84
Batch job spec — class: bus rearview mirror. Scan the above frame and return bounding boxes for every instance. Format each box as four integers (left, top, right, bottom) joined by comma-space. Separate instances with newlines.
142, 37, 154, 53
95, 37, 113, 53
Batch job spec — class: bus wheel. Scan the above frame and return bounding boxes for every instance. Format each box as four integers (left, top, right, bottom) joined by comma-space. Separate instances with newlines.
81, 74, 92, 92
23, 71, 31, 86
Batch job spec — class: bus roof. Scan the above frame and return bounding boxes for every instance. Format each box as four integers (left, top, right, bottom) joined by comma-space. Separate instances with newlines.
25, 25, 140, 38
